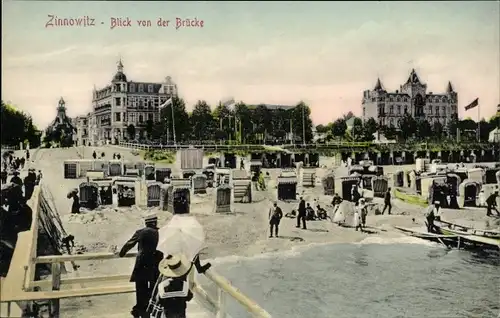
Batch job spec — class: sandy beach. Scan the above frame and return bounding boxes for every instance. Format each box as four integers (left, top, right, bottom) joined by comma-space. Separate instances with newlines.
15, 146, 499, 317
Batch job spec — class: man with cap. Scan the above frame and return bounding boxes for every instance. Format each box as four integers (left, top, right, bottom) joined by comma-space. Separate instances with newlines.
269, 201, 283, 238
119, 213, 163, 318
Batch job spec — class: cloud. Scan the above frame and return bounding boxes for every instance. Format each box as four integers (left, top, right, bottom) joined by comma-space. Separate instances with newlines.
2, 18, 499, 127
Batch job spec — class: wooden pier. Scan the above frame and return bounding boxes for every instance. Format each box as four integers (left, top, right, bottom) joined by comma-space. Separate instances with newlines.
0, 183, 272, 318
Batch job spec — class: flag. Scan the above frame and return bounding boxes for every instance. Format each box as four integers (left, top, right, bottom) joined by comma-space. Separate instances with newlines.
222, 98, 235, 108
159, 98, 173, 109
464, 98, 479, 111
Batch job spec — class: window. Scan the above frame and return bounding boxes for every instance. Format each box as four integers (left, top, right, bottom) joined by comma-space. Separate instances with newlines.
148, 85, 153, 93
403, 97, 408, 102
378, 105, 385, 116
115, 113, 121, 122
139, 100, 144, 108
396, 96, 401, 102
396, 105, 401, 114
148, 113, 153, 121
115, 84, 121, 92
129, 113, 136, 123
389, 118, 394, 127
389, 97, 393, 102
442, 106, 446, 116
389, 105, 394, 114
115, 98, 121, 106
139, 114, 144, 123
139, 84, 144, 92
130, 84, 135, 92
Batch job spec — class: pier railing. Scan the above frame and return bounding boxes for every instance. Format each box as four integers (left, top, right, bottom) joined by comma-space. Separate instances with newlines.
117, 140, 374, 151
0, 184, 271, 318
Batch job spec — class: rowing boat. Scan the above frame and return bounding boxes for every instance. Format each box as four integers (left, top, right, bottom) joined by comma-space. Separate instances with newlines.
435, 220, 500, 239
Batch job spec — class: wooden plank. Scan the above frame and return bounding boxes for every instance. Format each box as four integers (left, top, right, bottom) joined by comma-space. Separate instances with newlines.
459, 234, 500, 247
50, 263, 61, 317
393, 226, 456, 238
30, 274, 131, 289
35, 252, 138, 264
0, 301, 23, 318
25, 185, 42, 291
1, 284, 136, 302
204, 269, 272, 318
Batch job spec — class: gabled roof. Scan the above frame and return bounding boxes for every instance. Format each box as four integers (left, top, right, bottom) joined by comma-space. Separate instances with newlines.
406, 69, 422, 85
446, 81, 454, 93
374, 78, 384, 91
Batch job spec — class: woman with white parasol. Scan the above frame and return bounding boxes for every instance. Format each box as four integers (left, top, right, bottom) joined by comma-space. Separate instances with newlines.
147, 215, 212, 317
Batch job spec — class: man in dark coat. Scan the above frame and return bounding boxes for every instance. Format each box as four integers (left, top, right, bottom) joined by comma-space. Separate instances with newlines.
23, 169, 37, 200
382, 187, 392, 215
296, 197, 307, 229
92, 151, 97, 159
269, 202, 283, 238
119, 213, 163, 318
10, 171, 23, 187
486, 191, 499, 216
0, 170, 7, 184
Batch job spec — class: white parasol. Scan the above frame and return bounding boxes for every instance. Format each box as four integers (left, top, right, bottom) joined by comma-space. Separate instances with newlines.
158, 215, 206, 262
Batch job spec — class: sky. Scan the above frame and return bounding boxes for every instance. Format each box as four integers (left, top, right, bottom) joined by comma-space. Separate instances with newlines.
2, 1, 499, 128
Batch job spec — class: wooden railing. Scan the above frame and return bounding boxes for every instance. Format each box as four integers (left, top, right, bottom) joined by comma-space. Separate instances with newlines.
0, 183, 271, 317
116, 141, 374, 151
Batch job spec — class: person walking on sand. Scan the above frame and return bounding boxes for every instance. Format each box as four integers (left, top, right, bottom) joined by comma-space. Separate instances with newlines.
353, 206, 362, 231
269, 202, 283, 238
382, 187, 392, 215
296, 197, 307, 229
358, 198, 368, 228
486, 191, 499, 216
425, 202, 440, 233
118, 213, 163, 318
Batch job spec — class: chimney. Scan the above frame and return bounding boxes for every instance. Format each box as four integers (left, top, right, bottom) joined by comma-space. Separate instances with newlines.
395, 90, 399, 93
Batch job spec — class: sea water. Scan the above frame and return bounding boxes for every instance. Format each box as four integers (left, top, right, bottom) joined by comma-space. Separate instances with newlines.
208, 238, 499, 318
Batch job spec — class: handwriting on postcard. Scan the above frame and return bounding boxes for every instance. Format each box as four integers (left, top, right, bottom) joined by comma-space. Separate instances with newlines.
45, 15, 204, 30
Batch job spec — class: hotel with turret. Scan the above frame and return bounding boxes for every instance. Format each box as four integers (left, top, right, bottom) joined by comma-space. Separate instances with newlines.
362, 69, 458, 128
83, 60, 178, 145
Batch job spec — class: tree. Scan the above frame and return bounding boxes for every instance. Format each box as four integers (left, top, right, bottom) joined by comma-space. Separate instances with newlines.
1, 102, 41, 148
159, 97, 190, 142
234, 103, 254, 143
416, 119, 432, 140
126, 124, 136, 140
431, 121, 444, 141
381, 125, 398, 140
331, 118, 347, 137
213, 102, 234, 141
361, 117, 378, 141
291, 102, 313, 143
363, 118, 378, 136
397, 114, 417, 140
447, 113, 459, 139
145, 119, 154, 139
315, 124, 329, 134
190, 100, 215, 140
351, 117, 364, 141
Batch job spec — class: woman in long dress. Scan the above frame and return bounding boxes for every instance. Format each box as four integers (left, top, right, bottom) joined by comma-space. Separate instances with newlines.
353, 208, 362, 231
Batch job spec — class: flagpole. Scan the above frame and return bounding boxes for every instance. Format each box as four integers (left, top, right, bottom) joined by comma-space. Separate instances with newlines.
477, 101, 480, 142
171, 102, 176, 146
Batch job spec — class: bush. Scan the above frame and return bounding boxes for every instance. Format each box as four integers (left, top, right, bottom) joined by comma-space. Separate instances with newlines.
142, 150, 176, 163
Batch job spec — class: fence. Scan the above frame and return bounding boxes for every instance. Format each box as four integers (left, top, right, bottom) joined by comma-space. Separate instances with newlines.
117, 141, 376, 151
